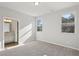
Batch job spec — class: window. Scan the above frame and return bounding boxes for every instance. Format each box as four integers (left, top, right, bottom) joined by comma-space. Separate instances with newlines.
62, 13, 75, 33
36, 16, 43, 31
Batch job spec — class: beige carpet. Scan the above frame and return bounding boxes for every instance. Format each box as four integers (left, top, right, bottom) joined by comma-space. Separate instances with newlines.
0, 40, 79, 56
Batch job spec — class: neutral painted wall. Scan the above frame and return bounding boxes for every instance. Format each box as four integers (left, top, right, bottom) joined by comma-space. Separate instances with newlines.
0, 6, 36, 49
11, 20, 17, 42
37, 5, 79, 50
0, 18, 3, 49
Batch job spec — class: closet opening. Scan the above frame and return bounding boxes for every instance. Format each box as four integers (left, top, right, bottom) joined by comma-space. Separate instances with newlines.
3, 17, 19, 48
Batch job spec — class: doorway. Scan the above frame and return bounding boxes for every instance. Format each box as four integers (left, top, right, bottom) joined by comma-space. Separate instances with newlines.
3, 17, 19, 48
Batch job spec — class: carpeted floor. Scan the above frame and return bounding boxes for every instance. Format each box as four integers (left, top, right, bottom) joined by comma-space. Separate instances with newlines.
0, 40, 79, 56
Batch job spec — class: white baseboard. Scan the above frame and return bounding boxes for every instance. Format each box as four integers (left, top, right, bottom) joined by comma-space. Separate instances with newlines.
38, 40, 79, 51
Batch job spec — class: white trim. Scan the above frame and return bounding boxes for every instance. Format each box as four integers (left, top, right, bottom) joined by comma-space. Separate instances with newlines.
39, 40, 79, 51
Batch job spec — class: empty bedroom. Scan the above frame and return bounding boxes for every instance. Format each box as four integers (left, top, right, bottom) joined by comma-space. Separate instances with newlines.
0, 2, 79, 56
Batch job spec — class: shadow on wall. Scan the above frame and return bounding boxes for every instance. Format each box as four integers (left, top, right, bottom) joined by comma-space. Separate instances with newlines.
19, 23, 32, 44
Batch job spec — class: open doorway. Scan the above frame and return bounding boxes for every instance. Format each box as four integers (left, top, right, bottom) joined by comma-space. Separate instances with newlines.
3, 17, 19, 48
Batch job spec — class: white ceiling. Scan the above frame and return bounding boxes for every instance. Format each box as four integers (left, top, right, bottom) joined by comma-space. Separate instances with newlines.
0, 2, 79, 16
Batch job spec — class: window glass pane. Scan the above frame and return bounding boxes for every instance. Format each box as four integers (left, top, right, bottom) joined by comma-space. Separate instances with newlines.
62, 13, 75, 33
36, 16, 43, 31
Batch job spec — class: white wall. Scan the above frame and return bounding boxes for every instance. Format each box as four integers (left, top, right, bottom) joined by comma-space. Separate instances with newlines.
37, 5, 79, 50
0, 6, 36, 49
0, 18, 3, 49
11, 20, 17, 42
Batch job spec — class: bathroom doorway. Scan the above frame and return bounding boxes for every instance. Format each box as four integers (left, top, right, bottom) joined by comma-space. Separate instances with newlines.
3, 17, 19, 48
